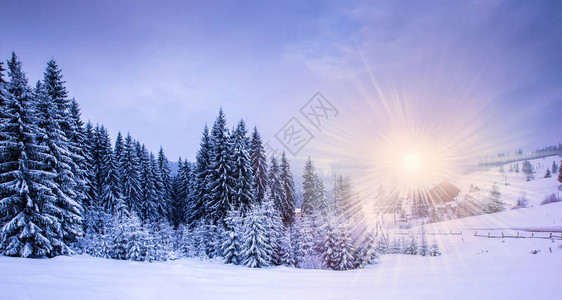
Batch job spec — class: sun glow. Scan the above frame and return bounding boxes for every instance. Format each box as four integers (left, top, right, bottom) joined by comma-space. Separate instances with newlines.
401, 153, 422, 173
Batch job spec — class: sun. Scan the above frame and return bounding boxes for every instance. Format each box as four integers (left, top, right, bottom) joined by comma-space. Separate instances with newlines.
402, 153, 422, 173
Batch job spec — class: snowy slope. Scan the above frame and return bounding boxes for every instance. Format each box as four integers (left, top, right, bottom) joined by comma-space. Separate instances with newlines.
2, 203, 562, 300
1, 157, 561, 300
453, 155, 561, 208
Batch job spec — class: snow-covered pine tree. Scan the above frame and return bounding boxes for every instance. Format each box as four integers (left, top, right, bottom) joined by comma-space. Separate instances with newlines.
35, 80, 83, 254
261, 198, 284, 265
67, 99, 90, 208
279, 226, 296, 267
301, 157, 317, 216
279, 152, 295, 225
124, 216, 148, 261
83, 122, 98, 204
295, 213, 318, 268
314, 173, 329, 217
322, 218, 355, 270
429, 240, 441, 256
189, 125, 211, 226
207, 109, 235, 224
419, 224, 428, 256
545, 168, 551, 178
120, 133, 142, 217
0, 53, 62, 257
267, 155, 284, 215
138, 145, 159, 222
114, 131, 125, 169
484, 183, 505, 213
170, 158, 189, 226
222, 208, 243, 265
157, 147, 173, 219
353, 232, 378, 268
240, 204, 272, 268
558, 161, 562, 183
404, 234, 418, 255
249, 127, 268, 204
43, 60, 89, 209
230, 120, 254, 213
150, 152, 167, 220
321, 220, 338, 270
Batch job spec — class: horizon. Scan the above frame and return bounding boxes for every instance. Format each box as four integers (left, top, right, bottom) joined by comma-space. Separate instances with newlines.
1, 1, 561, 171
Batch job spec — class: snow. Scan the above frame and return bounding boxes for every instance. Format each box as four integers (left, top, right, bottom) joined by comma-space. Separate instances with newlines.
454, 156, 561, 208
2, 204, 562, 299
1, 155, 561, 300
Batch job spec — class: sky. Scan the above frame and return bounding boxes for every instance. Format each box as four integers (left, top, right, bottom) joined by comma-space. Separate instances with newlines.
1, 0, 561, 178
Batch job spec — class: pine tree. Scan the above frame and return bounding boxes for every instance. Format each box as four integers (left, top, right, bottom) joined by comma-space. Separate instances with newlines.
83, 122, 98, 205
484, 183, 505, 213
171, 159, 191, 226
249, 127, 268, 203
429, 240, 441, 256
35, 80, 83, 254
279, 152, 295, 225
301, 157, 317, 216
230, 120, 254, 213
552, 161, 558, 176
222, 208, 243, 265
419, 224, 429, 256
207, 109, 235, 224
157, 147, 173, 219
544, 168, 551, 178
261, 198, 284, 266
189, 125, 211, 225
67, 99, 90, 208
0, 53, 62, 257
120, 133, 141, 216
138, 146, 159, 222
322, 218, 355, 270
267, 155, 284, 214
353, 232, 378, 268
240, 204, 272, 268
279, 226, 296, 266
295, 213, 317, 268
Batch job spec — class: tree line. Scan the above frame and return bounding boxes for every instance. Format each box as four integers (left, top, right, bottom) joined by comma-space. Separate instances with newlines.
2, 52, 435, 269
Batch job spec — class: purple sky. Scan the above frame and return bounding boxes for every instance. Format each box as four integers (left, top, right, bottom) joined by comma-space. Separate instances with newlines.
1, 0, 561, 174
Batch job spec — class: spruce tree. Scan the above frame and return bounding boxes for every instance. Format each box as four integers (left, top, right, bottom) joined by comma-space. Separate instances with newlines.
267, 155, 284, 214
241, 204, 272, 268
207, 109, 235, 224
301, 157, 317, 216
230, 120, 254, 213
0, 53, 62, 257
67, 99, 90, 208
35, 80, 83, 254
120, 133, 141, 216
138, 146, 158, 222
249, 127, 268, 203
189, 125, 211, 225
279, 152, 295, 225
222, 208, 243, 264
157, 147, 173, 219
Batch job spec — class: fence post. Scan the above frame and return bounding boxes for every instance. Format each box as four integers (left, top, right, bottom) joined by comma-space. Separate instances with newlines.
488, 232, 490, 238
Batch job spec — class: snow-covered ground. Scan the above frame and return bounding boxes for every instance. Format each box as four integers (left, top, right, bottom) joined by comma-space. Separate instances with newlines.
2, 156, 561, 300
2, 203, 562, 300
454, 155, 561, 208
